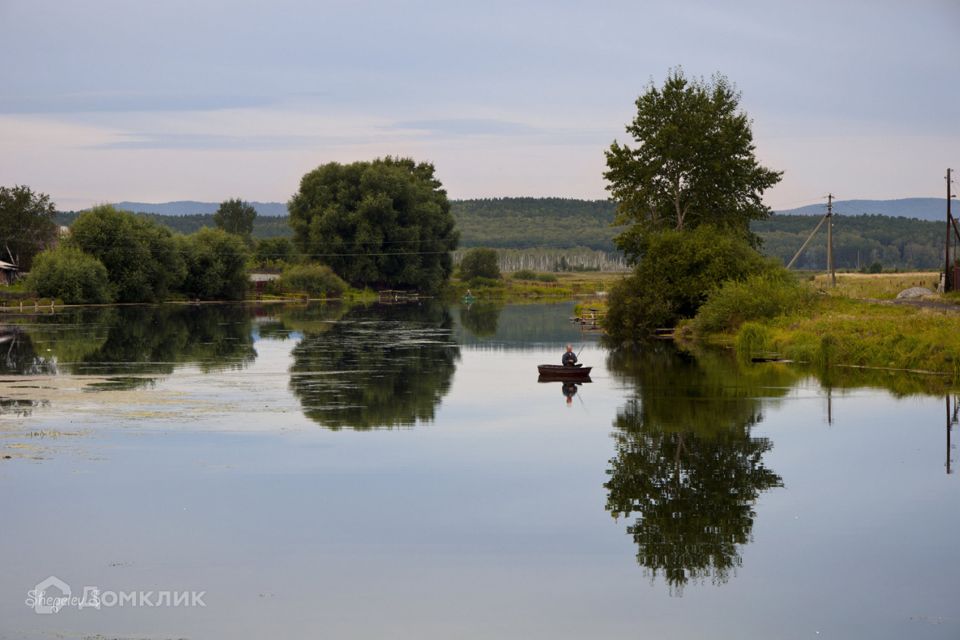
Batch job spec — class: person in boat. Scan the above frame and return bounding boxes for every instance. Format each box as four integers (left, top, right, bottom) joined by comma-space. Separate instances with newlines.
562, 344, 578, 367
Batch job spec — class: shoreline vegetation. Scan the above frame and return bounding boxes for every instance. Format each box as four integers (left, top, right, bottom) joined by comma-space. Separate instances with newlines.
683, 272, 960, 380
5, 265, 960, 383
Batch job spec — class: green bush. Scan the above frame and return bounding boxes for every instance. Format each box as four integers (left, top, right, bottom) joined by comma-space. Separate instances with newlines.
278, 264, 348, 297
693, 268, 812, 334
604, 226, 769, 343
69, 205, 185, 302
511, 269, 557, 283
460, 248, 500, 281
179, 228, 251, 300
27, 246, 113, 304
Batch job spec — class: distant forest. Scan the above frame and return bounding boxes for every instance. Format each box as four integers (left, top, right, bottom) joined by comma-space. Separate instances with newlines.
57, 198, 950, 271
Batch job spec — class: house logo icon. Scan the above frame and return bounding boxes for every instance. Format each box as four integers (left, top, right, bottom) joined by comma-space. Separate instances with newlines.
29, 576, 71, 614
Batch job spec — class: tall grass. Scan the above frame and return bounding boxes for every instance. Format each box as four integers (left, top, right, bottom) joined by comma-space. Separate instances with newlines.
732, 296, 960, 377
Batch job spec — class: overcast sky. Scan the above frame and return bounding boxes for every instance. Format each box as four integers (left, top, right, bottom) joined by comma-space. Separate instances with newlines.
1, 0, 957, 210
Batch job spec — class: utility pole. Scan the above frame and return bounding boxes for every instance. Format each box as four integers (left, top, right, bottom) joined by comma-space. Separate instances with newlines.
826, 193, 835, 287
946, 169, 954, 292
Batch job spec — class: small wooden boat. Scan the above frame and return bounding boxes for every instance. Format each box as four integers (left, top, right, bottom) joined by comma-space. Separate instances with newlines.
537, 364, 592, 378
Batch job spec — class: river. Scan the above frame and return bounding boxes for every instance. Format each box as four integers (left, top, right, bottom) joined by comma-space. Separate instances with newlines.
0, 301, 956, 639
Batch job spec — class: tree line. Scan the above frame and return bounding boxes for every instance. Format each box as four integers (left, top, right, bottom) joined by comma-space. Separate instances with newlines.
54, 201, 950, 273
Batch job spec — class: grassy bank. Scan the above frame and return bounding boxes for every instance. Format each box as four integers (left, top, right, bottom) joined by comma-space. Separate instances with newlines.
810, 271, 940, 299
691, 272, 960, 379
449, 271, 624, 302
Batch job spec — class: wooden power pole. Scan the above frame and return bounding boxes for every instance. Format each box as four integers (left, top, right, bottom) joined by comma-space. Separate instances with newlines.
826, 193, 835, 287
946, 168, 954, 291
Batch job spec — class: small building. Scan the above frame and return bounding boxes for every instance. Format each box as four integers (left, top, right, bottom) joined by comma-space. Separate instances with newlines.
0, 260, 18, 285
249, 272, 281, 298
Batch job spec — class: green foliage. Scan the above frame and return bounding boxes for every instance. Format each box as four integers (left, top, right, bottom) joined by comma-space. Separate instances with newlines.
605, 69, 782, 260
69, 205, 185, 303
512, 269, 537, 280
288, 157, 459, 292
213, 198, 257, 239
255, 237, 294, 266
0, 185, 58, 270
605, 226, 769, 343
26, 246, 112, 304
179, 228, 251, 300
277, 263, 348, 297
693, 268, 813, 334
459, 247, 500, 281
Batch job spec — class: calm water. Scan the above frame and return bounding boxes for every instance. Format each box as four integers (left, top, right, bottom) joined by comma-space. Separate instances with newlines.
0, 302, 957, 639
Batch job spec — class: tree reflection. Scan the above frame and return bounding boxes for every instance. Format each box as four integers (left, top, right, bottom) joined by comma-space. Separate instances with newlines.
459, 302, 502, 337
6, 304, 257, 381
289, 302, 459, 430
0, 327, 58, 375
605, 345, 787, 594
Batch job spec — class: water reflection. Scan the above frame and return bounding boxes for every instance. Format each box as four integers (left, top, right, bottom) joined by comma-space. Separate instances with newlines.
459, 302, 502, 337
2, 305, 257, 381
289, 302, 460, 430
0, 327, 58, 375
452, 302, 598, 350
605, 345, 788, 594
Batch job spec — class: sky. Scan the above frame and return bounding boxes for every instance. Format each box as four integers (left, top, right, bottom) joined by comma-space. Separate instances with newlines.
0, 0, 957, 211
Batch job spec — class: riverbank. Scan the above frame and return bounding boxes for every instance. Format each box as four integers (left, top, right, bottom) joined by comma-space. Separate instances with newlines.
689, 272, 960, 380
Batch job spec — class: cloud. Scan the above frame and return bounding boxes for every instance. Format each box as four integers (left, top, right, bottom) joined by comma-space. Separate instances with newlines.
91, 131, 379, 151
0, 91, 279, 115
388, 118, 543, 137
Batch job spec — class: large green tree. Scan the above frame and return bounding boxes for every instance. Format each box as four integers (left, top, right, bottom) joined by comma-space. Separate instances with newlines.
69, 205, 185, 303
213, 198, 257, 240
605, 70, 782, 260
179, 227, 251, 301
0, 185, 58, 270
288, 157, 459, 292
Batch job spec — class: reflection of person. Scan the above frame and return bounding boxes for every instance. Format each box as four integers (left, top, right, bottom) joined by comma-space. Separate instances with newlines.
562, 344, 578, 367
562, 381, 578, 405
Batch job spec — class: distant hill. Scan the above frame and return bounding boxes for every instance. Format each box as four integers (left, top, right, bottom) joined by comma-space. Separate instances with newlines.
106, 196, 952, 222
452, 197, 619, 251
112, 200, 289, 217
776, 198, 949, 221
